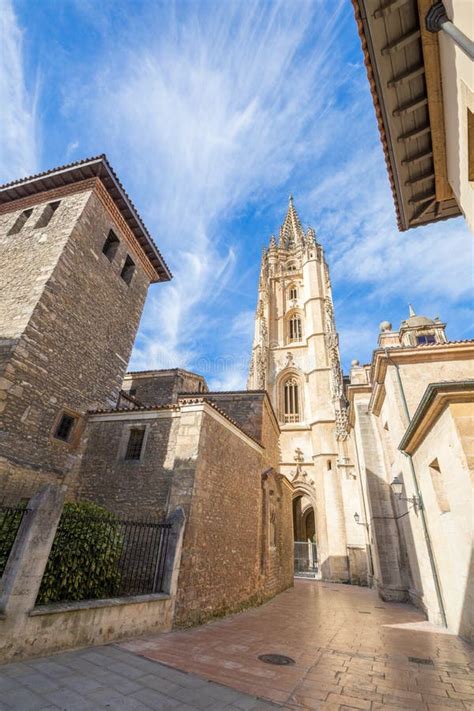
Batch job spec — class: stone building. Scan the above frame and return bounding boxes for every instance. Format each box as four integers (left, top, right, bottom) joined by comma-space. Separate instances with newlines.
0, 157, 293, 627
1, 158, 472, 639
348, 310, 474, 640
0, 156, 171, 501
352, 0, 473, 230
248, 198, 368, 584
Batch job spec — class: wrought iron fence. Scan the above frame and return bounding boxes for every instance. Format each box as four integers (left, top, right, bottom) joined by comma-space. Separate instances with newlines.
37, 507, 172, 605
294, 541, 318, 578
0, 505, 29, 578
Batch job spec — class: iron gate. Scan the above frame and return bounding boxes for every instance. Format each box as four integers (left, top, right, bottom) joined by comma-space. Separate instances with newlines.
294, 541, 318, 578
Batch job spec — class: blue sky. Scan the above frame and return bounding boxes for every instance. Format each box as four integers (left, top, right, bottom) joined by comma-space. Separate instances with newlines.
1, 0, 472, 389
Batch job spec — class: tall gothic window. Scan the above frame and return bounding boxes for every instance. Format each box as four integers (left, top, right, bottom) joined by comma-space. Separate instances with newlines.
284, 377, 300, 423
289, 286, 297, 301
288, 314, 302, 342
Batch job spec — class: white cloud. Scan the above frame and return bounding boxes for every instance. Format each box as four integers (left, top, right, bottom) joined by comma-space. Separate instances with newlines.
76, 0, 348, 372
55, 0, 471, 379
303, 85, 473, 364
0, 0, 38, 182
314, 148, 473, 304
66, 140, 80, 159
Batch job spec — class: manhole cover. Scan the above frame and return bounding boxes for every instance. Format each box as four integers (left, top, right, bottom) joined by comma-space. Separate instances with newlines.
258, 654, 295, 666
408, 657, 434, 665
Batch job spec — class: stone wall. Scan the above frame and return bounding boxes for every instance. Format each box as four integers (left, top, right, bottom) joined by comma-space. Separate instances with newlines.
73, 399, 292, 627
74, 411, 180, 518
190, 392, 281, 469
351, 399, 410, 599
403, 400, 473, 641
173, 407, 292, 626
261, 472, 294, 598
0, 485, 185, 663
0, 185, 152, 502
199, 391, 266, 441
123, 370, 206, 406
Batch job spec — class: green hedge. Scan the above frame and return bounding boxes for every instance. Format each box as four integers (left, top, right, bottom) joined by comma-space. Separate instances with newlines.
37, 501, 123, 604
0, 507, 26, 577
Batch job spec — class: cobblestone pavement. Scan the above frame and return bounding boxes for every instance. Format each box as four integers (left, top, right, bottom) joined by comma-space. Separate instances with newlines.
0, 646, 278, 710
121, 580, 474, 710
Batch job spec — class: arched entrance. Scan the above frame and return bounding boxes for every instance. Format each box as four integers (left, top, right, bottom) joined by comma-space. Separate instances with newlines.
292, 492, 318, 578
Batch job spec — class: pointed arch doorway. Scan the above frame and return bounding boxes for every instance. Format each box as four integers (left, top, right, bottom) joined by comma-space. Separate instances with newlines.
292, 492, 319, 578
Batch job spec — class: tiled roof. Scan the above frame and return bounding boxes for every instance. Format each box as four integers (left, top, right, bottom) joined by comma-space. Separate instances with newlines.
0, 155, 171, 282
351, 1, 402, 230
89, 403, 180, 414
375, 339, 474, 353
351, 1, 461, 230
89, 397, 263, 448
125, 368, 206, 379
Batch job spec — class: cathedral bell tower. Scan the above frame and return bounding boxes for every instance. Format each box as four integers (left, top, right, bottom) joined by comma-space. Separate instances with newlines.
248, 197, 365, 582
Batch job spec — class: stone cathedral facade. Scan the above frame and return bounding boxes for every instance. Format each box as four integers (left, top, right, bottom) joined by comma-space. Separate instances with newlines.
249, 198, 473, 641
248, 198, 367, 584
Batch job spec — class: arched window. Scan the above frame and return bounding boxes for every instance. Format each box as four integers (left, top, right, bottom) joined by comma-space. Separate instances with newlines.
288, 314, 302, 342
289, 285, 298, 301
284, 377, 300, 423
287, 262, 296, 271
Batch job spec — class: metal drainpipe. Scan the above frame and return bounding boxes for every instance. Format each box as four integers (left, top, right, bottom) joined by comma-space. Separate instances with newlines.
426, 1, 474, 61
352, 421, 375, 578
384, 348, 448, 628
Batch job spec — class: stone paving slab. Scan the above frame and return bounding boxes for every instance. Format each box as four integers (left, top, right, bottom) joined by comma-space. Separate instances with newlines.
120, 580, 474, 710
0, 646, 279, 710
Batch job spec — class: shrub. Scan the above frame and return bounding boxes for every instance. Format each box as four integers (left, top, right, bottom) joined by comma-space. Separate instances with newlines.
37, 501, 123, 604
0, 507, 26, 577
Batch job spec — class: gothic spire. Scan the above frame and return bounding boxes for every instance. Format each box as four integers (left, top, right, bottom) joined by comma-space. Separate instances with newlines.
280, 195, 304, 247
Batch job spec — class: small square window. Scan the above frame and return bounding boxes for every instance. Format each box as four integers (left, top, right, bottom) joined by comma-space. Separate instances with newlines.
54, 413, 77, 442
120, 255, 135, 285
8, 209, 33, 235
416, 334, 436, 345
35, 201, 60, 229
102, 230, 119, 261
125, 428, 145, 460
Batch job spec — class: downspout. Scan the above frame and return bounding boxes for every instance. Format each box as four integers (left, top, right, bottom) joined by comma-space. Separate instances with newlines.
426, 2, 474, 61
384, 348, 447, 628
352, 421, 375, 579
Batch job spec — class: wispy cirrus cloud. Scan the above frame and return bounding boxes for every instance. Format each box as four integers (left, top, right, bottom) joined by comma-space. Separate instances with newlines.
70, 0, 350, 383
4, 0, 472, 385
0, 0, 38, 182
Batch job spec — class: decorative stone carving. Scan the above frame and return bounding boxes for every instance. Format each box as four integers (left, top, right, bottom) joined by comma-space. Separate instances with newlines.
335, 407, 350, 441
291, 448, 315, 487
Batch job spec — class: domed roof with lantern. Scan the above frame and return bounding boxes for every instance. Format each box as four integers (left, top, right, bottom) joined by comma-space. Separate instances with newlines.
401, 304, 435, 328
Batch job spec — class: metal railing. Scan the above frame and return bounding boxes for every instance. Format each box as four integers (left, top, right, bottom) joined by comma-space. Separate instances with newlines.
294, 541, 318, 578
37, 509, 172, 604
0, 505, 29, 578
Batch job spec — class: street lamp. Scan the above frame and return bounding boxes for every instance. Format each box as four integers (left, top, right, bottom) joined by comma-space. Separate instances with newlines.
390, 475, 403, 497
353, 512, 368, 528
390, 476, 423, 513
